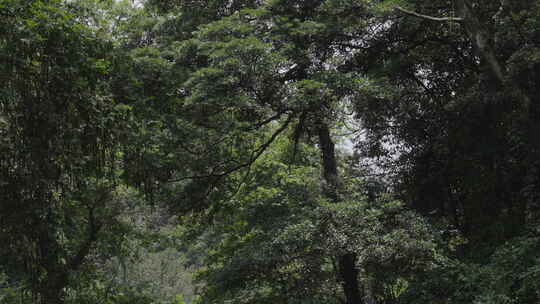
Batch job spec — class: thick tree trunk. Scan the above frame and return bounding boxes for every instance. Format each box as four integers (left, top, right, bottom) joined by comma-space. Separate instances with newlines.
317, 122, 341, 201
37, 233, 67, 304
316, 122, 362, 304
40, 284, 65, 304
338, 253, 362, 304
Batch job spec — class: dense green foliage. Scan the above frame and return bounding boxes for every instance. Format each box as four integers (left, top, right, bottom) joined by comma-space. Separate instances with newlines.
0, 0, 127, 302
1, 0, 539, 303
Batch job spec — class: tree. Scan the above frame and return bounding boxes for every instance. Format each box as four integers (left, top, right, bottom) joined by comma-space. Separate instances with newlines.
123, 1, 444, 302
347, 1, 540, 300
0, 0, 130, 302
3, 0, 538, 302
132, 0, 540, 302
352, 0, 540, 248
180, 136, 438, 304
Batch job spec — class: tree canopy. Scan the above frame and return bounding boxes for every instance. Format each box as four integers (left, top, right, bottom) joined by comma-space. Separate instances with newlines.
1, 0, 539, 303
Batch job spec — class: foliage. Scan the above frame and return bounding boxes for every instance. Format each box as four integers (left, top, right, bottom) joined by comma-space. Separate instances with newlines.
178, 139, 439, 303
0, 0, 133, 302
2, 0, 540, 303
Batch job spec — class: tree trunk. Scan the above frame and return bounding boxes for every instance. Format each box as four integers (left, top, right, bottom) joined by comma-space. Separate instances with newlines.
40, 285, 65, 304
317, 122, 362, 304
455, 0, 505, 85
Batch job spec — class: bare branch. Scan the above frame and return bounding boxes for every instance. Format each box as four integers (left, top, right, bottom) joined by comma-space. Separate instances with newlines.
215, 114, 294, 178
395, 6, 463, 22
167, 114, 294, 183
244, 110, 286, 131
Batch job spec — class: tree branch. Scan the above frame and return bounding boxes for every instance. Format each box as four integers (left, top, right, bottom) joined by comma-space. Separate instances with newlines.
167, 114, 294, 183
67, 206, 102, 272
67, 190, 111, 272
395, 6, 463, 22
243, 110, 286, 131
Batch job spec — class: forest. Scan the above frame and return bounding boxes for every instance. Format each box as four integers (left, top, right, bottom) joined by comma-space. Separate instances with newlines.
1, 0, 539, 303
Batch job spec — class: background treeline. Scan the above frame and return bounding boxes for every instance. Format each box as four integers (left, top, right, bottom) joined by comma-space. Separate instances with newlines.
1, 0, 539, 303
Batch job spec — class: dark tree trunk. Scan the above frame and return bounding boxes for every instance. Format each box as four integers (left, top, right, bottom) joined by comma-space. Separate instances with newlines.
40, 284, 65, 304
37, 232, 68, 304
338, 253, 362, 304
317, 122, 362, 304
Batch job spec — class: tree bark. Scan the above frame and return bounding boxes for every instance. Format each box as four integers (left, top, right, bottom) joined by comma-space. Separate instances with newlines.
317, 122, 340, 201
455, 0, 505, 85
40, 278, 66, 304
317, 122, 362, 304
